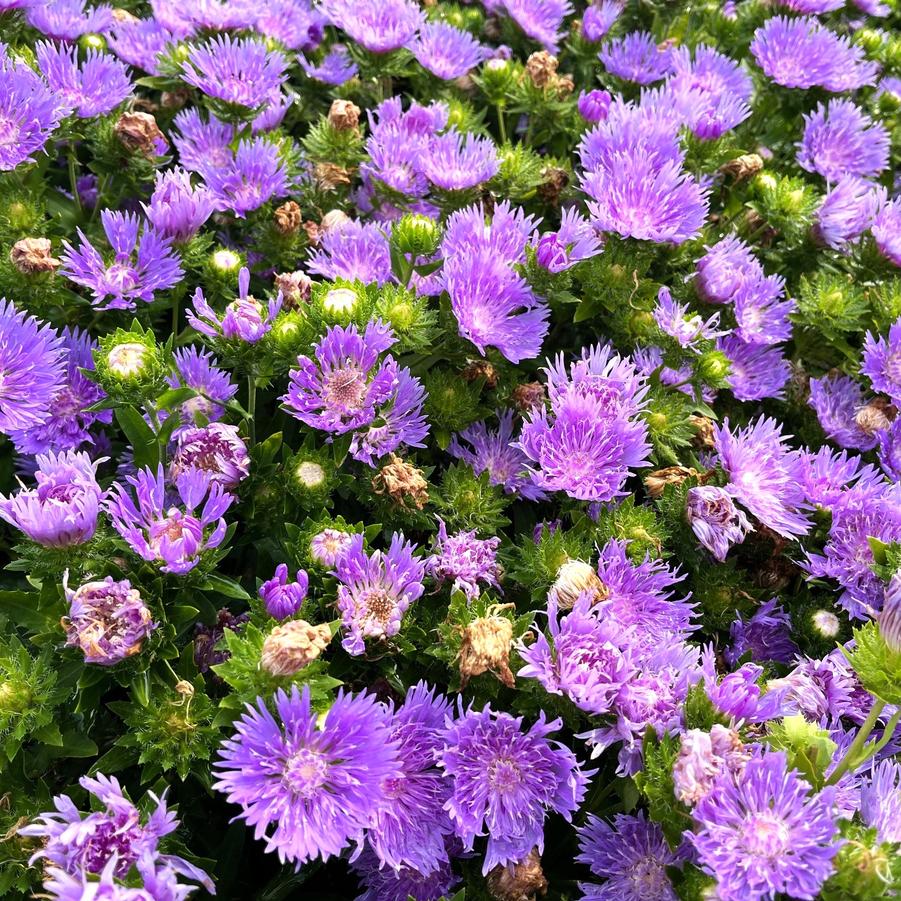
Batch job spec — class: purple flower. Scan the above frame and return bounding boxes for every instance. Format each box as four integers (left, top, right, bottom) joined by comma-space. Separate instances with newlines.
751, 15, 879, 92
169, 422, 250, 490
61, 210, 184, 311
501, 0, 573, 53
518, 344, 650, 502
26, 0, 113, 40
653, 287, 723, 350
172, 108, 235, 175
259, 563, 309, 621
727, 598, 799, 666
410, 21, 488, 80
808, 373, 876, 451
797, 100, 890, 182
307, 218, 392, 286
438, 704, 590, 873
143, 167, 219, 244
421, 131, 499, 191
695, 235, 763, 304
20, 773, 212, 892
718, 335, 791, 402
105, 465, 233, 574
63, 575, 156, 665
714, 416, 810, 538
815, 176, 886, 250
599, 31, 673, 84
254, 0, 324, 51
0, 450, 103, 547
352, 846, 459, 901
862, 316, 901, 404
673, 726, 750, 807
194, 607, 249, 673
877, 419, 901, 481
777, 0, 843, 10
0, 47, 64, 170
686, 485, 753, 562
426, 520, 501, 600
320, 0, 423, 53
582, 1, 621, 42
536, 208, 603, 273
577, 88, 612, 123
214, 685, 401, 865
798, 445, 885, 509
576, 812, 678, 901
689, 750, 840, 901
299, 44, 358, 85
36, 42, 131, 119
188, 266, 282, 343
732, 276, 794, 346
167, 346, 238, 426
0, 299, 64, 436
310, 527, 355, 567
202, 137, 290, 217
872, 199, 901, 268
40, 857, 201, 901
860, 760, 901, 843
331, 532, 425, 655
108, 16, 173, 74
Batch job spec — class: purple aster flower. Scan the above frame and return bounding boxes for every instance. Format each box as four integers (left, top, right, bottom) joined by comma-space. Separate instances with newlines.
105, 465, 233, 575
306, 219, 392, 286
410, 21, 488, 80
320, 0, 423, 54
310, 527, 355, 568
686, 485, 753, 562
108, 16, 173, 74
63, 575, 156, 665
41, 856, 200, 901
860, 760, 901, 843
438, 703, 590, 872
167, 346, 238, 427
188, 267, 282, 343
352, 846, 459, 901
143, 167, 219, 244
732, 276, 794, 346
421, 131, 499, 191
777, 0, 843, 10
689, 750, 840, 901
36, 42, 131, 118
798, 445, 885, 509
426, 520, 501, 600
148, 0, 196, 37
0, 299, 64, 436
214, 685, 401, 865
798, 100, 890, 183
877, 419, 901, 481
26, 0, 113, 40
254, 0, 324, 51
582, 1, 621, 42
862, 316, 901, 403
808, 373, 876, 451
181, 35, 287, 109
201, 137, 290, 217
172, 108, 235, 176
299, 44, 358, 85
518, 344, 650, 502
169, 422, 250, 491
576, 812, 678, 901
751, 15, 879, 92
259, 563, 309, 621
578, 88, 612, 123
331, 532, 425, 655
815, 175, 886, 250
535, 208, 603, 273
0, 450, 103, 547
60, 210, 183, 311
0, 47, 64, 170
518, 593, 635, 716
179, 0, 257, 30
673, 725, 750, 808
448, 410, 546, 501
718, 335, 791, 402
700, 647, 786, 723
714, 416, 810, 538
653, 287, 723, 350
727, 598, 799, 667
599, 31, 674, 84
872, 198, 901, 268
20, 773, 212, 892
695, 235, 763, 304
501, 0, 573, 53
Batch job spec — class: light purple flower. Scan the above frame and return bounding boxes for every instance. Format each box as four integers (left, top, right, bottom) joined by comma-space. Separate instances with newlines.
143, 167, 219, 244
599, 31, 673, 84
862, 316, 901, 404
536, 208, 603, 273
108, 16, 173, 74
808, 373, 876, 451
320, 0, 423, 54
686, 485, 753, 562
877, 419, 901, 481
167, 346, 238, 427
798, 445, 885, 509
254, 0, 324, 51
306, 218, 392, 286
26, 0, 113, 40
169, 422, 250, 490
352, 846, 459, 901
202, 137, 290, 217
421, 131, 499, 191
171, 108, 235, 175
815, 176, 886, 250
310, 527, 355, 568
673, 726, 750, 808
501, 0, 573, 53
36, 41, 132, 118
582, 1, 621, 42
410, 21, 488, 80
732, 276, 794, 346
654, 287, 723, 350
860, 760, 901, 843
718, 335, 791, 402
577, 88, 612, 123
299, 44, 358, 85
188, 266, 282, 343
695, 235, 763, 304
259, 563, 309, 621
872, 198, 901, 268
727, 597, 799, 666
426, 520, 501, 600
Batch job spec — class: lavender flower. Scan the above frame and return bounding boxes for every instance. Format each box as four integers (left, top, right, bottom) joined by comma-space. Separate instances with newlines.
310, 527, 355, 567
259, 563, 309, 621
331, 532, 425, 655
438, 704, 590, 872
61, 211, 184, 311
797, 100, 890, 182
26, 0, 113, 40
426, 520, 501, 600
188, 267, 282, 343
718, 335, 791, 402
299, 44, 358, 85
63, 575, 156, 665
353, 847, 459, 901
872, 199, 901, 268
421, 131, 499, 192
654, 287, 723, 350
860, 760, 901, 843
536, 208, 603, 273
807, 373, 876, 451
732, 276, 794, 346
214, 685, 401, 865
143, 167, 219, 244
727, 598, 799, 666
167, 346, 238, 427
41, 857, 200, 901
169, 422, 250, 491
798, 445, 885, 509
501, 0, 573, 53
689, 750, 839, 901
254, 0, 324, 51
202, 137, 290, 217
306, 218, 392, 286
108, 16, 173, 74
172, 108, 235, 176
695, 235, 763, 304
862, 316, 901, 403
686, 486, 753, 562
877, 419, 901, 481
105, 465, 233, 574
410, 21, 488, 80
599, 31, 673, 84
319, 0, 423, 54
0, 450, 103, 547
815, 176, 886, 250
582, 1, 621, 43
673, 726, 750, 807
36, 42, 131, 119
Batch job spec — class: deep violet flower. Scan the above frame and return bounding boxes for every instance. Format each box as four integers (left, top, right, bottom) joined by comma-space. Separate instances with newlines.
410, 21, 488, 80
599, 31, 673, 84
259, 563, 309, 621
861, 316, 901, 404
426, 519, 501, 600
319, 0, 423, 54
188, 267, 282, 343
686, 486, 753, 562
352, 846, 459, 901
726, 598, 799, 666
36, 42, 132, 118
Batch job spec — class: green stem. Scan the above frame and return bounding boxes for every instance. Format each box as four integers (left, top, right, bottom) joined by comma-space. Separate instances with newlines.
826, 699, 885, 785
861, 708, 901, 764
67, 142, 82, 215
496, 105, 507, 144
247, 375, 256, 445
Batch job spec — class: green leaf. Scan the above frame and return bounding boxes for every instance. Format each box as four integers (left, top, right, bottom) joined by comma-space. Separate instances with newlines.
197, 573, 251, 601
155, 387, 197, 410
115, 406, 159, 469
0, 590, 49, 633
32, 721, 63, 747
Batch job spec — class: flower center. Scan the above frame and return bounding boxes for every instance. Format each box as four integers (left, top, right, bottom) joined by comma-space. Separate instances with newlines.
362, 589, 395, 624
324, 367, 367, 410
486, 756, 521, 792
743, 812, 791, 857
283, 748, 329, 798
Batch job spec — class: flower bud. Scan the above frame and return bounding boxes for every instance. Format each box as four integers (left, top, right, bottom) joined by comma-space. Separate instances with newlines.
697, 350, 730, 383
487, 848, 548, 901
261, 620, 331, 676
458, 606, 515, 688
10, 237, 60, 275
274, 270, 312, 307
327, 98, 361, 131
260, 564, 309, 621
323, 286, 359, 318
811, 609, 840, 639
95, 327, 168, 400
211, 248, 243, 274
115, 111, 167, 157
372, 454, 429, 510
320, 208, 351, 234
391, 213, 442, 258
480, 57, 515, 100
274, 201, 302, 236
577, 88, 612, 123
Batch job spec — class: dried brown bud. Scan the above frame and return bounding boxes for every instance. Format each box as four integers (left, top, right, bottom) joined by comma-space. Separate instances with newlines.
461, 359, 498, 388
689, 414, 716, 449
320, 208, 352, 234
131, 97, 160, 115
644, 466, 698, 499
174, 680, 195, 699
115, 111, 167, 157
550, 559, 608, 610
372, 454, 429, 510
487, 848, 548, 901
303, 220, 320, 245
856, 397, 896, 436
111, 8, 138, 24
260, 620, 332, 676
274, 201, 302, 236
313, 162, 352, 191
537, 166, 569, 207
10, 237, 59, 275
274, 270, 312, 307
525, 51, 559, 88
328, 98, 361, 132
458, 605, 515, 688
160, 89, 190, 110
718, 153, 764, 182
555, 73, 575, 96
511, 382, 545, 412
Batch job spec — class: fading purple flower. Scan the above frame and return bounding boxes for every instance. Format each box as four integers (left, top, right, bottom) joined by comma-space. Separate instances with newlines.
410, 21, 488, 80
426, 520, 501, 600
686, 485, 753, 562
167, 346, 238, 427
695, 235, 763, 304
108, 16, 173, 74
815, 176, 886, 250
599, 31, 673, 84
331, 532, 425, 655
105, 465, 233, 574
214, 685, 401, 865
536, 208, 603, 273
169, 422, 250, 490
143, 167, 219, 244
808, 373, 876, 451
501, 0, 573, 53
654, 287, 723, 350
862, 316, 901, 403
202, 137, 290, 217
306, 219, 392, 286
36, 41, 131, 118
0, 450, 103, 547
673, 726, 750, 807
194, 607, 249, 672
61, 210, 184, 311
26, 0, 113, 40
727, 598, 799, 666
299, 44, 358, 85
320, 0, 423, 54
259, 563, 309, 621
872, 198, 901, 268
582, 1, 621, 42
718, 335, 791, 402
188, 266, 282, 343
421, 131, 499, 191
353, 846, 459, 901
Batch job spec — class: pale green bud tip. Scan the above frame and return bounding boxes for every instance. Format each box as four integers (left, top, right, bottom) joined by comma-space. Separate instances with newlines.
296, 460, 326, 489
324, 287, 358, 314
107, 342, 149, 378
212, 249, 241, 272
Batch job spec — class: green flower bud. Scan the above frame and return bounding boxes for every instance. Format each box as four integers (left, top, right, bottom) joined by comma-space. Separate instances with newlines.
423, 369, 484, 434
435, 464, 511, 534
391, 214, 442, 258
697, 350, 730, 383
844, 620, 901, 706
373, 285, 437, 353
479, 58, 515, 102
94, 325, 169, 401
268, 310, 313, 361
796, 272, 868, 339
78, 33, 107, 52
286, 443, 336, 509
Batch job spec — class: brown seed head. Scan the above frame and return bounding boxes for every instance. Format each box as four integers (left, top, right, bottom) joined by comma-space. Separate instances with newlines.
10, 237, 60, 275
524, 51, 559, 88
689, 414, 716, 449
260, 620, 332, 676
115, 111, 167, 157
458, 605, 515, 688
511, 382, 545, 412
313, 163, 352, 191
372, 454, 429, 510
274, 201, 302, 236
856, 397, 896, 436
274, 270, 313, 307
550, 559, 608, 610
487, 848, 548, 901
328, 98, 361, 131
644, 466, 698, 499
461, 359, 498, 388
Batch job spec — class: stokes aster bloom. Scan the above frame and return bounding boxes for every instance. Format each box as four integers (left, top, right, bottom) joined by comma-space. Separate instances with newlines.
108, 16, 174, 74
188, 267, 282, 343
319, 0, 423, 53
143, 167, 219, 244
410, 21, 488, 80
536, 208, 603, 273
501, 0, 573, 53
299, 44, 358, 85
421, 131, 499, 192
653, 287, 723, 350
259, 563, 309, 621
25, 0, 113, 41
169, 422, 250, 490
426, 519, 501, 600
727, 598, 799, 666
807, 373, 876, 451
167, 346, 238, 427
695, 235, 763, 303
598, 31, 673, 84
36, 42, 132, 119
686, 485, 753, 562
718, 335, 791, 402
861, 316, 901, 404
306, 219, 392, 286
201, 137, 290, 217
872, 199, 901, 268
214, 685, 401, 865
814, 176, 886, 250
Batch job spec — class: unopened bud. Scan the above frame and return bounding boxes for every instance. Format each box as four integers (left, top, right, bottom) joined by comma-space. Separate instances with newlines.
107, 342, 149, 378
274, 270, 312, 307
261, 620, 332, 676
10, 237, 59, 274
211, 248, 242, 273
550, 559, 607, 610
458, 605, 515, 688
115, 111, 167, 157
487, 847, 548, 901
644, 466, 698, 499
320, 209, 351, 234
323, 286, 358, 316
328, 98, 361, 131
372, 454, 429, 510
274, 201, 302, 236
811, 609, 840, 639
524, 51, 558, 88
511, 382, 545, 412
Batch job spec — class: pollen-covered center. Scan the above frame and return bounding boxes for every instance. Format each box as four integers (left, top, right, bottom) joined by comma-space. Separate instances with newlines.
325, 366, 368, 410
